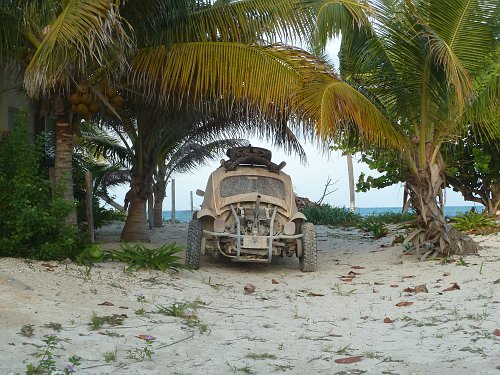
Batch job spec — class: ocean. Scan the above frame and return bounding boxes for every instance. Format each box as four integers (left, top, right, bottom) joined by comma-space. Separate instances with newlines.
161, 205, 483, 223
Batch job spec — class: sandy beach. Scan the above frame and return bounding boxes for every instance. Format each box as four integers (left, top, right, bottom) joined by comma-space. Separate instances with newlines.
0, 222, 498, 374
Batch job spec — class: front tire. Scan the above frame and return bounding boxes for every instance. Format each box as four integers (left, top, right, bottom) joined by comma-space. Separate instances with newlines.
186, 219, 202, 269
299, 222, 317, 272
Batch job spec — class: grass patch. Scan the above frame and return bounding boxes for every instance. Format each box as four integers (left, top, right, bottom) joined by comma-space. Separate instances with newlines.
245, 353, 277, 360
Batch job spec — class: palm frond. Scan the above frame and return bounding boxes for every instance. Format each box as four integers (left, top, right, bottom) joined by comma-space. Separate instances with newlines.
136, 0, 317, 47
294, 72, 406, 148
24, 0, 133, 97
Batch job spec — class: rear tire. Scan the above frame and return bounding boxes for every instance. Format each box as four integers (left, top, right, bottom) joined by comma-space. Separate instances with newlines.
186, 219, 202, 269
299, 222, 317, 272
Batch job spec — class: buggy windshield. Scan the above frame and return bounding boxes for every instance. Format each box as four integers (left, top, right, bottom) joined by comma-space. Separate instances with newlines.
220, 176, 286, 199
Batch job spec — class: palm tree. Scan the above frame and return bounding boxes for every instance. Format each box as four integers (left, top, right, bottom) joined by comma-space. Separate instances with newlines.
152, 139, 250, 228
0, 1, 131, 224
327, 0, 499, 254
110, 0, 406, 242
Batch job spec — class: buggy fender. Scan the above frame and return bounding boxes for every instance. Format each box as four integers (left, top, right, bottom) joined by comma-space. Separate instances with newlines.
290, 212, 307, 222
197, 208, 216, 220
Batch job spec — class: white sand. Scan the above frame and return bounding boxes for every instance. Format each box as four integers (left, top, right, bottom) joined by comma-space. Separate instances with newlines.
0, 223, 498, 375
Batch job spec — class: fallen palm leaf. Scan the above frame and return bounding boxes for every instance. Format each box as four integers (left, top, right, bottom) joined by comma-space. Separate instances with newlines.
98, 301, 114, 306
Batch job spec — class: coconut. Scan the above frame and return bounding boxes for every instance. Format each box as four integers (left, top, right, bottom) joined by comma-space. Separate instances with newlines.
80, 94, 93, 106
111, 95, 123, 107
71, 104, 78, 113
78, 82, 90, 94
89, 101, 99, 113
70, 92, 81, 104
77, 103, 89, 116
105, 87, 117, 97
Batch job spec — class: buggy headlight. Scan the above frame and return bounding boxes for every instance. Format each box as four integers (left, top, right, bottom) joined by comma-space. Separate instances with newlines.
284, 221, 295, 235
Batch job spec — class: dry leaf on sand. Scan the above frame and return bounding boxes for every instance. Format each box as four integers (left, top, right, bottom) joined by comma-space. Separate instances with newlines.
244, 284, 256, 294
442, 283, 460, 292
335, 355, 363, 364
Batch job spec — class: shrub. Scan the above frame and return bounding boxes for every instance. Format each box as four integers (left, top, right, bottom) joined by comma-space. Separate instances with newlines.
301, 204, 362, 226
362, 211, 415, 224
450, 209, 496, 232
107, 242, 188, 272
0, 111, 84, 259
358, 219, 389, 239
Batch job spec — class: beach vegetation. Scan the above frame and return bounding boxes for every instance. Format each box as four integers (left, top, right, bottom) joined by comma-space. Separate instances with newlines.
0, 112, 84, 260
0, 1, 132, 225
301, 204, 362, 226
107, 242, 187, 272
450, 209, 497, 233
315, 0, 499, 255
359, 218, 389, 239
104, 346, 118, 363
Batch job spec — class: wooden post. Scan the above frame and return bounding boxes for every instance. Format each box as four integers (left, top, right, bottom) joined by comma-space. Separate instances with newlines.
190, 191, 194, 218
147, 193, 154, 229
171, 179, 176, 224
84, 171, 94, 243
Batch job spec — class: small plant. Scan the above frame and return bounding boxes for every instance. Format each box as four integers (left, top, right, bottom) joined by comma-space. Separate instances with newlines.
227, 362, 255, 374
450, 209, 496, 232
331, 283, 357, 296
104, 346, 118, 363
135, 293, 147, 315
100, 330, 124, 338
89, 312, 126, 330
107, 242, 188, 272
335, 344, 352, 355
185, 319, 209, 334
127, 336, 155, 362
359, 218, 389, 238
156, 302, 189, 317
19, 324, 35, 338
25, 335, 81, 375
89, 312, 103, 330
43, 322, 62, 332
456, 257, 470, 267
245, 352, 277, 360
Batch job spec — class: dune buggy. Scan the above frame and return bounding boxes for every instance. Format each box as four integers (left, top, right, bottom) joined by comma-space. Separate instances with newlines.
185, 146, 317, 272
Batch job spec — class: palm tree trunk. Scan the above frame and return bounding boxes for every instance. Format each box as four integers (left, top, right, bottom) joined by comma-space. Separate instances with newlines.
347, 154, 355, 213
153, 190, 165, 227
147, 193, 154, 229
120, 166, 153, 242
405, 150, 478, 255
54, 119, 77, 225
121, 194, 150, 242
153, 178, 166, 228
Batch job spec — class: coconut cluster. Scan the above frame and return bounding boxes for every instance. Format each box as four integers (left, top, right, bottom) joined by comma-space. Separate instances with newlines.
70, 80, 123, 119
